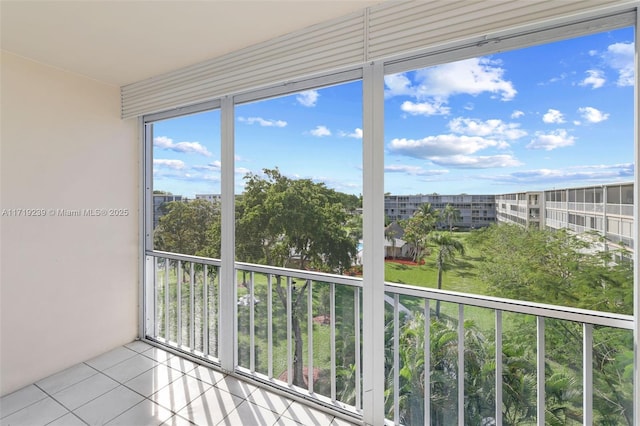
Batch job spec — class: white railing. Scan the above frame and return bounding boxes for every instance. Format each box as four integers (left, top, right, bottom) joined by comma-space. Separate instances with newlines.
145, 251, 634, 425
145, 251, 221, 362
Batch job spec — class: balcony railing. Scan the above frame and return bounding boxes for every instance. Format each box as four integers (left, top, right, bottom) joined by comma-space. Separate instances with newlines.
144, 251, 634, 425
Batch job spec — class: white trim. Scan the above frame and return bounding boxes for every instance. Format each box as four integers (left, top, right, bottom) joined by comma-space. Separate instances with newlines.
234, 68, 363, 105
634, 6, 640, 423
219, 95, 236, 371
139, 118, 148, 339
383, 9, 634, 75
362, 60, 385, 426
143, 99, 221, 124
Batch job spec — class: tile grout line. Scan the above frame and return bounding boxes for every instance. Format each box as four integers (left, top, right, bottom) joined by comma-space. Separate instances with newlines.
32, 382, 87, 426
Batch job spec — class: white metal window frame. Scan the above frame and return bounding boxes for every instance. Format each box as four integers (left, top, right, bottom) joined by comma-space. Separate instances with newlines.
140, 6, 639, 425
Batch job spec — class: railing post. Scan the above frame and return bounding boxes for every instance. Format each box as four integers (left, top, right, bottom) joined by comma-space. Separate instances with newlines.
495, 310, 503, 426
583, 323, 593, 425
458, 305, 464, 426
537, 317, 545, 425
424, 299, 431, 426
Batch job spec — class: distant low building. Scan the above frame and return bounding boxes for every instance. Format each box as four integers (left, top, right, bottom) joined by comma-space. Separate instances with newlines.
153, 194, 184, 228
195, 194, 221, 203
384, 194, 496, 229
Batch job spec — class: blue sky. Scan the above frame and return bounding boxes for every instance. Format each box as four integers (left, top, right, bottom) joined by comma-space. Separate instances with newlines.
153, 26, 634, 198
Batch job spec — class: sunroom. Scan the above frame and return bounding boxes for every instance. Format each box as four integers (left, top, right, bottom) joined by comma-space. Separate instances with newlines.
1, 1, 639, 425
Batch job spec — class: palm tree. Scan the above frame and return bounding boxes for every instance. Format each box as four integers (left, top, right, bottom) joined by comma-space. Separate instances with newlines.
441, 204, 462, 232
430, 232, 465, 317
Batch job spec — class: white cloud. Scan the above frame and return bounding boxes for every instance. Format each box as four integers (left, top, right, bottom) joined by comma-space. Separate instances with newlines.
192, 161, 222, 171
384, 74, 414, 98
429, 154, 522, 169
153, 136, 212, 157
401, 100, 450, 116
310, 125, 331, 137
526, 129, 575, 151
388, 134, 504, 158
296, 90, 319, 107
578, 106, 609, 123
238, 116, 287, 127
235, 167, 252, 175
484, 163, 634, 185
384, 165, 449, 176
153, 159, 186, 169
545, 72, 570, 85
339, 128, 363, 139
604, 42, 634, 87
542, 109, 565, 124
386, 57, 516, 106
511, 110, 524, 119
579, 69, 606, 89
448, 117, 526, 140
413, 57, 517, 101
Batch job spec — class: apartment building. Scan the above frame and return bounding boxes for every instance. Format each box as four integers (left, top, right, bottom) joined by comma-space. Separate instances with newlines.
495, 191, 543, 229
496, 183, 634, 251
384, 194, 497, 229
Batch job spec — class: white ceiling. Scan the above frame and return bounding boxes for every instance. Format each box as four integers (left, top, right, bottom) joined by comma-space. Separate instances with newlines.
1, 0, 382, 87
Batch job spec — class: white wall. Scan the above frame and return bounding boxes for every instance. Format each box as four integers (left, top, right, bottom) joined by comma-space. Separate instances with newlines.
0, 52, 139, 395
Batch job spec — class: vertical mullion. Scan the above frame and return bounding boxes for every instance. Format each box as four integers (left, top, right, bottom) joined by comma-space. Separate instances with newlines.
141, 121, 153, 340
330, 282, 336, 402
458, 305, 464, 426
393, 294, 400, 425
250, 271, 255, 373
190, 262, 195, 350
287, 276, 293, 387
203, 265, 209, 357
632, 10, 639, 426
219, 95, 236, 371
424, 299, 430, 426
537, 316, 545, 425
307, 280, 314, 393
495, 310, 503, 426
583, 323, 593, 426
355, 287, 361, 411
268, 274, 273, 379
362, 60, 385, 425
177, 261, 182, 347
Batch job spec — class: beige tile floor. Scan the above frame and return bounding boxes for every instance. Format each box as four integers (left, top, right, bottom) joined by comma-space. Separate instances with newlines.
0, 341, 359, 426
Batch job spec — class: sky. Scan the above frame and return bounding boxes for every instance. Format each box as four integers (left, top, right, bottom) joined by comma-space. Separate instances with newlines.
152, 26, 635, 198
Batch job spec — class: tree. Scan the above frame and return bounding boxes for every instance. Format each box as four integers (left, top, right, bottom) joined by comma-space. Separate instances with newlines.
236, 168, 358, 387
469, 224, 632, 314
402, 203, 439, 262
441, 203, 462, 231
469, 223, 633, 424
154, 198, 220, 256
429, 232, 465, 317
236, 168, 357, 272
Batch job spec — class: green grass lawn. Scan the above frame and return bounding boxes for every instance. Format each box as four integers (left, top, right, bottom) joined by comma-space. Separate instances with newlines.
385, 232, 488, 295
384, 232, 502, 332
